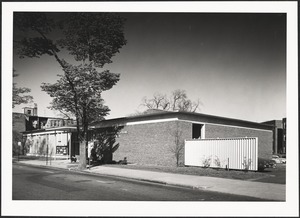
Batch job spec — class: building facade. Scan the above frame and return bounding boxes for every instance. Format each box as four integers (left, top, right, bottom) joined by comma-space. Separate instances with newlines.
13, 106, 78, 158
262, 118, 286, 154
91, 111, 273, 167
282, 118, 286, 153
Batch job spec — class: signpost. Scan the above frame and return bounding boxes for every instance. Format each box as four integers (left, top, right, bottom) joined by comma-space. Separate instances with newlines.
88, 141, 93, 170
17, 142, 21, 162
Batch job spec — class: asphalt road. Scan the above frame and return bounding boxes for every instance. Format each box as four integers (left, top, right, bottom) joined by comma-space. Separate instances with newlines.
13, 164, 269, 201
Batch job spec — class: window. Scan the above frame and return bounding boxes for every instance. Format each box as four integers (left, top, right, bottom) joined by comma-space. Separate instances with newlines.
56, 146, 68, 155
192, 124, 204, 139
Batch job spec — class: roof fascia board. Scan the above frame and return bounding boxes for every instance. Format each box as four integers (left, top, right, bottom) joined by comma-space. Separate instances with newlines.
22, 127, 77, 134
177, 113, 273, 131
24, 130, 71, 136
180, 119, 273, 132
126, 118, 179, 126
91, 111, 273, 130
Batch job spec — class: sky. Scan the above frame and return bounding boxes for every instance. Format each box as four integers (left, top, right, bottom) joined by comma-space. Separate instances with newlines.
12, 12, 286, 122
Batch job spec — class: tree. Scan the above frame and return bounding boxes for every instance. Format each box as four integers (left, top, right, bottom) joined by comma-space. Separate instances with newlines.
13, 69, 33, 108
141, 92, 170, 110
14, 12, 127, 169
141, 89, 202, 112
168, 121, 185, 167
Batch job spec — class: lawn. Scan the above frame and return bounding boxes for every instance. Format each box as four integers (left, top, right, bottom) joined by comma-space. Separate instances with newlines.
102, 163, 273, 181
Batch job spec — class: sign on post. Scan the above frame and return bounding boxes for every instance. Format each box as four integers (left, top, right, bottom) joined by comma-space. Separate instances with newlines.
17, 142, 22, 161
88, 141, 94, 158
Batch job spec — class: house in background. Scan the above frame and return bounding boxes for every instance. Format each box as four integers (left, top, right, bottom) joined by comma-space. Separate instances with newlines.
13, 105, 78, 159
262, 118, 286, 154
91, 110, 274, 167
23, 103, 38, 117
13, 104, 39, 136
13, 113, 27, 134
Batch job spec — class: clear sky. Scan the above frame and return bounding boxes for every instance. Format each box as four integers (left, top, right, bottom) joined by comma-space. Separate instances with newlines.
13, 12, 286, 122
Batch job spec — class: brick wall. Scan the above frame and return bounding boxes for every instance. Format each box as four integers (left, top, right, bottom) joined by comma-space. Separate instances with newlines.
113, 120, 192, 167
112, 120, 272, 166
13, 113, 26, 133
205, 124, 273, 159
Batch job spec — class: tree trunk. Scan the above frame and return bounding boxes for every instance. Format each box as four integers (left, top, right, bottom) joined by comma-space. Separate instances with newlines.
79, 108, 89, 170
78, 139, 86, 170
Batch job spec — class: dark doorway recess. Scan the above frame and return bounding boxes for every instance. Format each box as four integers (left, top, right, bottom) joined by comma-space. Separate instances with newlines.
192, 124, 203, 139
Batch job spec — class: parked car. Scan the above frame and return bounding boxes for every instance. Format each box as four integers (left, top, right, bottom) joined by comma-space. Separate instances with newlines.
272, 155, 281, 163
258, 158, 277, 171
272, 154, 286, 164
278, 154, 286, 164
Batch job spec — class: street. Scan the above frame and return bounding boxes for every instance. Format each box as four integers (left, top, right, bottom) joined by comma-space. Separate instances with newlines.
13, 164, 269, 201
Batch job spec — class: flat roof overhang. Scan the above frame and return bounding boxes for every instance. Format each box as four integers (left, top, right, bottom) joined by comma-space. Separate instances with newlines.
22, 126, 78, 135
90, 111, 274, 131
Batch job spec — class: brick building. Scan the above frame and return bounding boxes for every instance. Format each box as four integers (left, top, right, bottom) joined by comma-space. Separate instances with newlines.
282, 118, 286, 153
13, 113, 27, 133
13, 105, 78, 158
91, 110, 273, 167
262, 118, 286, 154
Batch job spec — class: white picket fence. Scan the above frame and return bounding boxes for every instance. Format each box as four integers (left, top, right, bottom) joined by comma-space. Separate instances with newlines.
184, 137, 258, 171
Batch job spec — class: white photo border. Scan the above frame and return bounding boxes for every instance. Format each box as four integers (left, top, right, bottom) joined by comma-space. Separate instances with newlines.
2, 1, 298, 217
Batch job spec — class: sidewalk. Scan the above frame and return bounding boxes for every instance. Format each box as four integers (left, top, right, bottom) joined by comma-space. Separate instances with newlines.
14, 159, 286, 201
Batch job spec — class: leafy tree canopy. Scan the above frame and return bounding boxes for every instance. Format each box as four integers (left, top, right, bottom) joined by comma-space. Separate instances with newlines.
58, 13, 126, 68
41, 63, 119, 123
13, 70, 33, 108
15, 12, 127, 68
14, 12, 127, 125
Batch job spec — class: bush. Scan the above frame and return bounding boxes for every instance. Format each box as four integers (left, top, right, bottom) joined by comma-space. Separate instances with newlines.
242, 157, 252, 171
258, 157, 276, 171
214, 156, 221, 168
202, 156, 212, 168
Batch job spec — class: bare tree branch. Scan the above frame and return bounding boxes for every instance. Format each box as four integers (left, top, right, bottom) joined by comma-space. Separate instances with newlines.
140, 89, 202, 113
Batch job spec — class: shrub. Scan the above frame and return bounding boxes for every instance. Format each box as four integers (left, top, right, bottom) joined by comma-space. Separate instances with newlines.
242, 157, 252, 171
214, 156, 221, 168
202, 156, 212, 168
